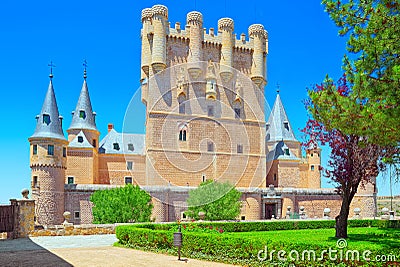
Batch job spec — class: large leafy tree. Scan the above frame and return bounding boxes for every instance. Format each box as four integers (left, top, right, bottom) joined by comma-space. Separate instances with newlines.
90, 184, 153, 224
321, 0, 400, 146
186, 180, 242, 221
304, 76, 396, 238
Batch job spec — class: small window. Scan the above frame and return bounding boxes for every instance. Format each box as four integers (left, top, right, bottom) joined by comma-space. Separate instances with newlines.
234, 108, 241, 119
202, 175, 206, 183
237, 144, 243, 154
47, 145, 54, 156
78, 136, 84, 143
33, 145, 38, 155
311, 153, 314, 157
79, 110, 86, 119
128, 144, 134, 151
92, 139, 97, 148
284, 148, 290, 156
178, 94, 186, 114
179, 102, 185, 114
127, 161, 133, 170
284, 122, 289, 131
63, 147, 67, 157
67, 176, 74, 184
113, 143, 120, 150
208, 105, 214, 117
311, 165, 315, 171
74, 211, 80, 219
207, 141, 214, 152
43, 114, 51, 125
273, 174, 277, 181
179, 130, 187, 141
125, 177, 133, 184
33, 176, 38, 188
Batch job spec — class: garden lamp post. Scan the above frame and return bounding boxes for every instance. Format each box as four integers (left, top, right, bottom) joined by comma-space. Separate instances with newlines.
173, 221, 183, 260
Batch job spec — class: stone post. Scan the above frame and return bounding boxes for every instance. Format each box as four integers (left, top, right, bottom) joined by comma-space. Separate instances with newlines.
10, 191, 35, 238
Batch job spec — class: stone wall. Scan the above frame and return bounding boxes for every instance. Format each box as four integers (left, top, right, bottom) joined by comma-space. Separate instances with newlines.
30, 224, 116, 237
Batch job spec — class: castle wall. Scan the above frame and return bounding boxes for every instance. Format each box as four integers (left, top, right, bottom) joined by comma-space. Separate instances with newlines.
98, 154, 146, 185
277, 161, 301, 188
66, 149, 95, 184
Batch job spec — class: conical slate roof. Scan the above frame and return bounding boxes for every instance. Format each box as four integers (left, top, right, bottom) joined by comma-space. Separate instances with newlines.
30, 79, 66, 140
68, 78, 97, 131
266, 94, 298, 142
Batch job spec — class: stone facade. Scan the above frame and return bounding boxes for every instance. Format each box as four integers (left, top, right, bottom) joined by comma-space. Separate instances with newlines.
29, 5, 377, 225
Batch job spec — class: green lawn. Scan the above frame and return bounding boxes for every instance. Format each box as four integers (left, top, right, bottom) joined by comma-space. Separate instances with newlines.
228, 227, 400, 251
116, 222, 400, 266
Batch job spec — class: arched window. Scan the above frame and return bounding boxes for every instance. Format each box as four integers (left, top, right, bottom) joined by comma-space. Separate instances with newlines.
179, 129, 187, 141
178, 123, 188, 141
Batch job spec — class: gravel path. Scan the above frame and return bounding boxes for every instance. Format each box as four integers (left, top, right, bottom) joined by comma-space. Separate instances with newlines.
0, 235, 237, 267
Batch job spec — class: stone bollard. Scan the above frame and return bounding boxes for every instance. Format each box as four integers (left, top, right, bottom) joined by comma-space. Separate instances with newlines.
62, 211, 74, 230
381, 207, 390, 220
389, 210, 395, 220
299, 206, 307, 219
286, 206, 292, 219
323, 208, 331, 219
198, 211, 205, 221
353, 207, 361, 219
21, 189, 29, 199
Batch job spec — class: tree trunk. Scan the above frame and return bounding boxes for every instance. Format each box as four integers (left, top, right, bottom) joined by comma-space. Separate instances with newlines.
335, 193, 351, 238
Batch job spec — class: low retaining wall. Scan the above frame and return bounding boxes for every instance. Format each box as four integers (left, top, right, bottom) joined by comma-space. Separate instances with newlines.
30, 224, 119, 237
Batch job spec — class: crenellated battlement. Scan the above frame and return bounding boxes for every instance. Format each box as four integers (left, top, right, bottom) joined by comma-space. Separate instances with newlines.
140, 4, 268, 85
151, 4, 168, 18
186, 11, 203, 25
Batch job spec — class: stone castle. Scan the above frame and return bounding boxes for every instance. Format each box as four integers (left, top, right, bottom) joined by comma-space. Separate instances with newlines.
29, 5, 377, 225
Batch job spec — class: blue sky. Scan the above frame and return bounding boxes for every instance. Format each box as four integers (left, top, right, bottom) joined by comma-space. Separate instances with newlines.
0, 0, 397, 203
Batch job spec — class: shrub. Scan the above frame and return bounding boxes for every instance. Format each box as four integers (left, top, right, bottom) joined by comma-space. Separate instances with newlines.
185, 180, 242, 221
90, 184, 153, 224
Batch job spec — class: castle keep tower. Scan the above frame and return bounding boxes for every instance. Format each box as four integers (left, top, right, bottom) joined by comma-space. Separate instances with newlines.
29, 72, 68, 225
140, 5, 269, 188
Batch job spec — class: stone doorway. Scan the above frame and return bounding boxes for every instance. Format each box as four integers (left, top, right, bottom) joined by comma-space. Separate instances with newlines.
265, 203, 276, 219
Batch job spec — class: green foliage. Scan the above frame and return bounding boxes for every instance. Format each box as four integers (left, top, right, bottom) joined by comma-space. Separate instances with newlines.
116, 221, 400, 267
90, 184, 153, 224
320, 0, 400, 146
185, 180, 242, 221
124, 219, 381, 233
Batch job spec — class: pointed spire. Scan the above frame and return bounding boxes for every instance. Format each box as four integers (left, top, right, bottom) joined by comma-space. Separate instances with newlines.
266, 93, 298, 142
31, 73, 66, 140
68, 63, 97, 131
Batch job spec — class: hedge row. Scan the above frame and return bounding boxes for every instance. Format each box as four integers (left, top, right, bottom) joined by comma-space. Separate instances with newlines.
127, 219, 399, 233
116, 222, 399, 267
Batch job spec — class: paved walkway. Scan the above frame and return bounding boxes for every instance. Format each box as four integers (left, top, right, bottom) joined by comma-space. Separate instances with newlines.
0, 235, 237, 267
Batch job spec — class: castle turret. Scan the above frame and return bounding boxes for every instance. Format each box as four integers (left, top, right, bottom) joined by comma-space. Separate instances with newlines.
218, 18, 234, 82
29, 72, 68, 225
67, 68, 100, 184
249, 24, 268, 87
141, 8, 153, 81
306, 140, 322, 188
151, 5, 168, 73
186, 11, 203, 78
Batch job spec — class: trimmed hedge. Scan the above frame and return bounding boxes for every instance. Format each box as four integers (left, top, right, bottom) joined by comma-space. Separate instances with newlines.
116, 220, 400, 267
123, 219, 387, 233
